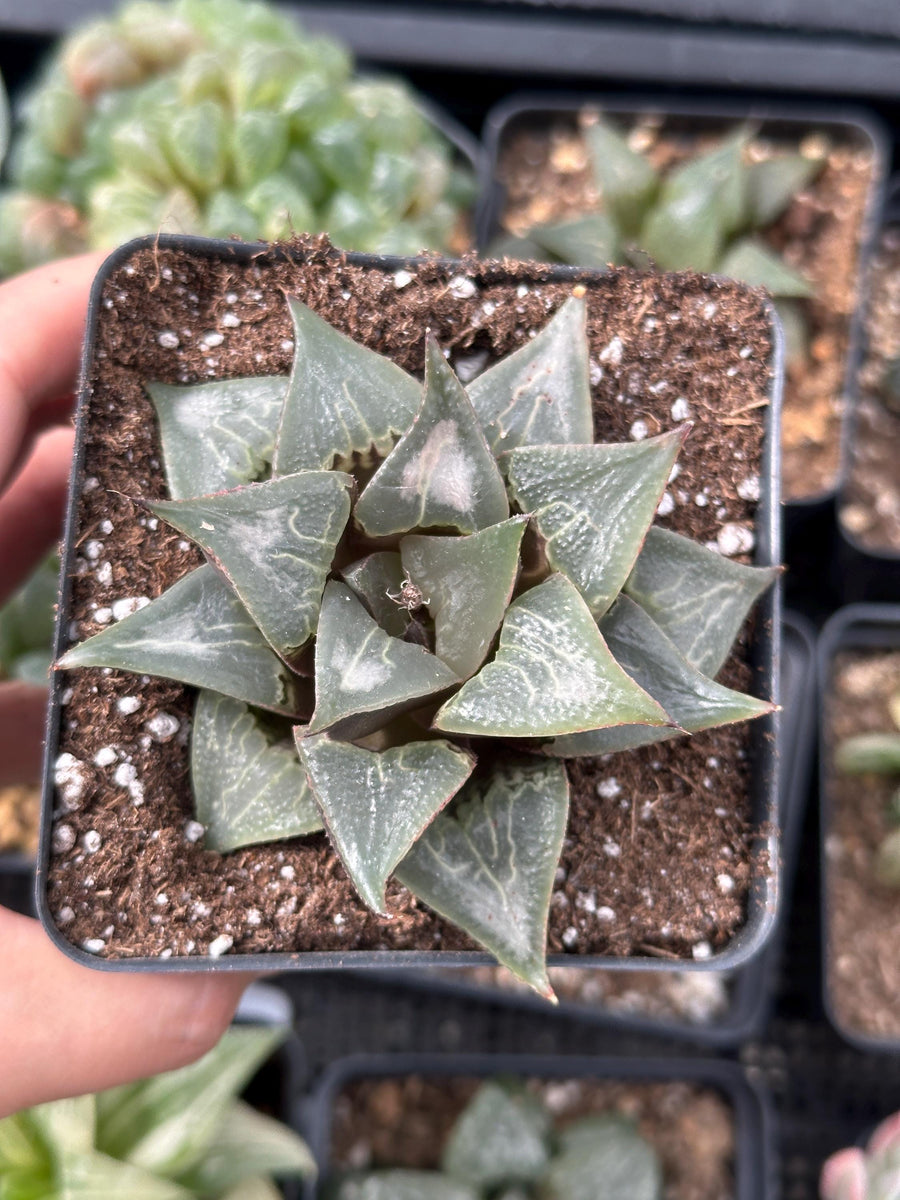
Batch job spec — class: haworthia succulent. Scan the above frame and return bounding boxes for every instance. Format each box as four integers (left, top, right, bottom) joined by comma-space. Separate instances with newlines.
306, 581, 459, 739
273, 297, 422, 474
624, 526, 780, 677
835, 733, 900, 775
505, 427, 686, 618
539, 1115, 662, 1200
149, 471, 352, 664
58, 1150, 195, 1199
28, 1095, 96, 1157
400, 517, 527, 678
526, 215, 618, 270
219, 1177, 284, 1200
147, 376, 287, 500
191, 690, 321, 853
57, 565, 304, 717
355, 337, 509, 536
396, 758, 569, 998
296, 732, 474, 913
717, 236, 813, 298
340, 551, 409, 637
0, 1111, 45, 1173
745, 153, 822, 228
467, 296, 593, 455
334, 1171, 478, 1200
434, 574, 670, 739
441, 1083, 549, 1189
585, 116, 659, 234
176, 1101, 316, 1195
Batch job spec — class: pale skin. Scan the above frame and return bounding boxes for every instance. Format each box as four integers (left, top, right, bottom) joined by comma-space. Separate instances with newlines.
0, 254, 254, 1118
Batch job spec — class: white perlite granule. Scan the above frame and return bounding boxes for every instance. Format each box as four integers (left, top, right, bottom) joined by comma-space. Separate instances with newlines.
184, 820, 205, 843
82, 938, 106, 954
716, 523, 755, 556
93, 746, 117, 767
146, 713, 180, 742
52, 824, 76, 854
82, 830, 102, 854
157, 330, 179, 349
54, 753, 88, 810
208, 934, 234, 958
116, 696, 141, 715
111, 596, 150, 622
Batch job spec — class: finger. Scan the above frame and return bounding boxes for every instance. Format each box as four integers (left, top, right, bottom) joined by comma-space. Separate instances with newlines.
0, 252, 105, 492
0, 682, 47, 786
0, 907, 258, 1116
0, 426, 73, 608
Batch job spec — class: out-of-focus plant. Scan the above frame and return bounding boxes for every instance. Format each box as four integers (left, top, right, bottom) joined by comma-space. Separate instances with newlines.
836, 692, 900, 889
821, 1111, 900, 1200
0, 554, 58, 687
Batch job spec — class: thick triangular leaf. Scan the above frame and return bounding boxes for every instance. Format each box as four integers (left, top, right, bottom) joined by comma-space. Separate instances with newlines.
273, 297, 422, 474
341, 552, 409, 637
624, 526, 779, 677
718, 236, 813, 298
467, 297, 593, 455
487, 231, 556, 263
835, 733, 900, 774
296, 733, 474, 914
434, 574, 669, 738
585, 115, 659, 235
540, 1115, 662, 1200
746, 153, 822, 228
219, 1179, 283, 1200
96, 1027, 284, 1177
334, 1171, 478, 1200
191, 690, 321, 853
58, 1151, 193, 1199
28, 1097, 95, 1160
147, 376, 286, 500
505, 428, 686, 618
545, 595, 774, 756
355, 338, 509, 536
57, 566, 304, 717
400, 517, 527, 678
0, 1113, 48, 1173
529, 214, 619, 269
176, 1100, 315, 1194
666, 129, 747, 234
149, 471, 352, 663
395, 758, 569, 998
306, 582, 460, 739
441, 1082, 549, 1189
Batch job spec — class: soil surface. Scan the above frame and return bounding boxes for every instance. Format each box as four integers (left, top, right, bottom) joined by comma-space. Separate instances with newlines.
330, 1075, 735, 1200
48, 236, 773, 962
825, 648, 900, 1040
841, 224, 900, 552
0, 785, 40, 855
496, 112, 875, 502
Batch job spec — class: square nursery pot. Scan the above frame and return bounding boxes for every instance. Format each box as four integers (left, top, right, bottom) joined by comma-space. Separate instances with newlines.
366, 610, 815, 1047
819, 604, 900, 1052
476, 94, 886, 601
300, 1052, 774, 1200
836, 175, 900, 603
38, 232, 781, 979
0, 850, 35, 918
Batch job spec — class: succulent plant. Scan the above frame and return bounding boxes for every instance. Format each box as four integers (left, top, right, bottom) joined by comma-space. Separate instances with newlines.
0, 553, 59, 686
494, 114, 823, 362
821, 1111, 900, 1200
58, 288, 776, 996
0, 1025, 315, 1199
0, 0, 474, 275
836, 705, 900, 889
333, 1078, 661, 1200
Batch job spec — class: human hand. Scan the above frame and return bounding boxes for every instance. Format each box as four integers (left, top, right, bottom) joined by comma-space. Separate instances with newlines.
0, 255, 255, 1117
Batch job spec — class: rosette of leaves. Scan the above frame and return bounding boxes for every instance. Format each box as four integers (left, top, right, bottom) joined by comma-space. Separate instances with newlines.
494, 115, 823, 361
331, 1079, 661, 1200
821, 1110, 900, 1200
836, 694, 900, 889
0, 0, 474, 275
0, 1026, 315, 1199
59, 290, 776, 997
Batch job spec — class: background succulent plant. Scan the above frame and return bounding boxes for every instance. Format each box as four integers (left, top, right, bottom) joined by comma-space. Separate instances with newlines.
59, 289, 776, 996
0, 0, 474, 275
0, 553, 59, 687
0, 1026, 315, 1199
836, 699, 900, 889
820, 1111, 900, 1200
332, 1079, 661, 1200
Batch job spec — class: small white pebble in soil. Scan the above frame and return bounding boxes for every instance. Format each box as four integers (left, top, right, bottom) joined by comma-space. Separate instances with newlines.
82, 938, 106, 954
111, 596, 150, 622
603, 839, 621, 858
576, 890, 598, 914
93, 746, 117, 768
544, 1082, 582, 1115
95, 561, 113, 586
333, 913, 345, 926
184, 820, 205, 843
146, 517, 159, 532
737, 474, 761, 502
82, 830, 102, 854
113, 762, 138, 789
221, 311, 241, 328
589, 360, 603, 385
726, 365, 739, 377
717, 873, 736, 895
694, 492, 709, 508
657, 491, 675, 517
202, 331, 224, 348
671, 397, 690, 421
561, 926, 579, 948
692, 940, 713, 961
246, 908, 262, 926
597, 905, 616, 923
60, 687, 74, 706
52, 823, 76, 854
716, 523, 755, 556
146, 712, 180, 742
84, 539, 103, 561
54, 753, 88, 810
157, 330, 179, 349
83, 475, 100, 493
155, 892, 168, 906
707, 756, 720, 769
159, 948, 173, 959
116, 696, 141, 716
595, 777, 621, 800
207, 934, 234, 958
453, 350, 489, 384
516, 284, 529, 298
482, 300, 496, 316
448, 275, 477, 300
280, 339, 294, 354
739, 345, 753, 359
393, 269, 413, 288
279, 864, 296, 881
554, 866, 567, 884
56, 905, 75, 926
225, 291, 238, 305
599, 335, 623, 366
668, 462, 681, 482
629, 419, 648, 441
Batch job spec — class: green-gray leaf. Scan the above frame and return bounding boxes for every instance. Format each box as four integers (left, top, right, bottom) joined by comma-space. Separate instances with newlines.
401, 517, 527, 678
334, 1171, 478, 1200
341, 552, 408, 637
306, 581, 459, 739
296, 733, 474, 913
0, 1112, 48, 1173
624, 526, 779, 677
467, 297, 593, 456
57, 1151, 194, 1199
585, 115, 659, 235
28, 1096, 95, 1159
149, 471, 352, 664
396, 758, 569, 998
505, 428, 686, 618
147, 376, 286, 500
540, 1115, 662, 1200
57, 565, 304, 717
355, 337, 509, 536
745, 153, 822, 228
529, 214, 619, 269
273, 297, 422, 474
441, 1082, 549, 1189
176, 1100, 315, 1194
835, 733, 900, 775
434, 574, 670, 739
717, 236, 813, 298
191, 690, 321, 853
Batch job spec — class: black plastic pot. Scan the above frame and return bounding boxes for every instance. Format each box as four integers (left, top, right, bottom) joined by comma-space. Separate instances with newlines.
818, 603, 900, 1053
300, 1052, 775, 1200
38, 231, 781, 978
0, 850, 34, 917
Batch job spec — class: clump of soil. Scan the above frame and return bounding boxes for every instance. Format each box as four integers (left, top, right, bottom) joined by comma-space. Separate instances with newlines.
331, 1075, 735, 1200
825, 648, 900, 1040
841, 224, 900, 552
0, 785, 40, 855
496, 112, 875, 502
47, 236, 773, 963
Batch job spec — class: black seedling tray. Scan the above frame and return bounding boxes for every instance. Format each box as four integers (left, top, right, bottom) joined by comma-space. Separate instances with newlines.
0, 851, 34, 917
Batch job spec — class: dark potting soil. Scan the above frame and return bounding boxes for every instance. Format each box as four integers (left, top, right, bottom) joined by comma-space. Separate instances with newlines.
824, 649, 900, 1041
496, 114, 874, 503
48, 236, 771, 962
329, 1075, 735, 1200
